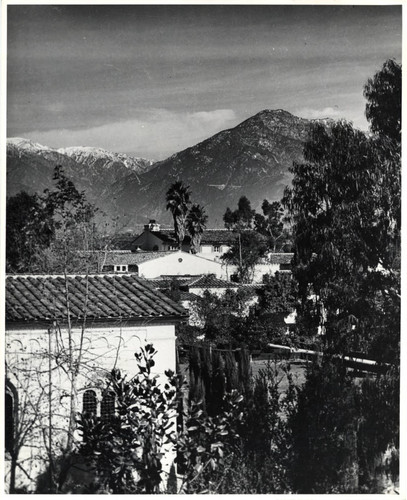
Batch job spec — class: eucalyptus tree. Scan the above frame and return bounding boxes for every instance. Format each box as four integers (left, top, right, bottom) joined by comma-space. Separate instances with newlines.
283, 59, 400, 361
166, 181, 192, 249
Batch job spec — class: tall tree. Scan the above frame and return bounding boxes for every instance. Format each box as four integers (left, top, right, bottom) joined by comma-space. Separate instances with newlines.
224, 196, 255, 230
40, 165, 98, 274
283, 119, 400, 359
166, 181, 192, 249
364, 59, 401, 143
6, 167, 99, 274
221, 231, 267, 284
254, 200, 292, 252
223, 196, 265, 283
186, 204, 208, 254
283, 60, 401, 492
6, 192, 54, 272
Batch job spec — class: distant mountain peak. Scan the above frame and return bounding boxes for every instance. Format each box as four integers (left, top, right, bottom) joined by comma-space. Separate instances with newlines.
7, 137, 52, 153
7, 108, 330, 230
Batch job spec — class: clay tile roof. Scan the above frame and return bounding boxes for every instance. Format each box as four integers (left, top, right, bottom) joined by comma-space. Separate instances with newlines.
145, 277, 194, 289
6, 275, 188, 322
179, 291, 200, 302
200, 229, 238, 245
101, 251, 175, 266
187, 274, 238, 289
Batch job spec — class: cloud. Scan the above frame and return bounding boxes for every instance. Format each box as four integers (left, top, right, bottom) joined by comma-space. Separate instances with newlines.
23, 108, 237, 160
294, 104, 369, 131
294, 106, 344, 120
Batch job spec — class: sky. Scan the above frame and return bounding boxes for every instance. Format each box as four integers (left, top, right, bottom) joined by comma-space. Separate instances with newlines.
7, 4, 402, 160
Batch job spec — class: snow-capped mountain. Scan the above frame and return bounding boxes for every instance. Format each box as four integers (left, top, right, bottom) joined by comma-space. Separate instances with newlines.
6, 140, 155, 219
58, 146, 154, 175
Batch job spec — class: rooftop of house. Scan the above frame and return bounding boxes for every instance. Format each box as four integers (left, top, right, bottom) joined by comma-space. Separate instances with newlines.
179, 291, 201, 302
156, 228, 239, 245
187, 274, 239, 289
6, 274, 188, 322
144, 277, 195, 289
100, 250, 175, 266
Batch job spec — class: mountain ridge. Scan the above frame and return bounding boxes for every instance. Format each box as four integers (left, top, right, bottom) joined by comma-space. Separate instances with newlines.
7, 109, 331, 229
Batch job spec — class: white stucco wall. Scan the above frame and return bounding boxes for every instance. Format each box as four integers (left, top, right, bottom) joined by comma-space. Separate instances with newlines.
226, 263, 288, 283
5, 322, 177, 492
137, 251, 230, 279
198, 245, 231, 261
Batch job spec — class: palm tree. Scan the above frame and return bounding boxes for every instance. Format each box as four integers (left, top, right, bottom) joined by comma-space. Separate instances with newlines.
166, 181, 192, 249
186, 204, 208, 254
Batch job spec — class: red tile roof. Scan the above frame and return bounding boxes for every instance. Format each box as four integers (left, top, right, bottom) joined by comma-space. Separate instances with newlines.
6, 275, 188, 322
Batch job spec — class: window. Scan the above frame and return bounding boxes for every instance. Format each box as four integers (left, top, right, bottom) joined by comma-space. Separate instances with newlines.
82, 390, 97, 417
280, 263, 292, 271
114, 265, 128, 273
101, 391, 115, 423
213, 245, 221, 253
82, 389, 116, 421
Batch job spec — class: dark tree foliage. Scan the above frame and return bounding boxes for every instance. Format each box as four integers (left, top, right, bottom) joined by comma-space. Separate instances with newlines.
192, 288, 255, 346
188, 345, 252, 415
223, 196, 255, 230
6, 166, 98, 273
356, 367, 400, 491
254, 200, 292, 251
290, 359, 400, 494
289, 359, 360, 493
283, 119, 400, 361
166, 181, 192, 249
284, 60, 401, 494
259, 272, 298, 315
221, 231, 267, 283
186, 203, 208, 254
6, 192, 53, 272
364, 59, 401, 142
223, 196, 270, 282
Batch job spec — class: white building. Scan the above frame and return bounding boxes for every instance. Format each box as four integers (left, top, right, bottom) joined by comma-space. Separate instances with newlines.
101, 250, 231, 280
5, 274, 188, 493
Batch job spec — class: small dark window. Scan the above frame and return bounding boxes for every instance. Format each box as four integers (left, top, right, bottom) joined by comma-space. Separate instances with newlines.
153, 245, 159, 251
213, 245, 221, 253
101, 391, 115, 423
83, 390, 97, 417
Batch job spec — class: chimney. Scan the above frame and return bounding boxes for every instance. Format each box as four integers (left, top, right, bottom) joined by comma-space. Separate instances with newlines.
144, 219, 160, 232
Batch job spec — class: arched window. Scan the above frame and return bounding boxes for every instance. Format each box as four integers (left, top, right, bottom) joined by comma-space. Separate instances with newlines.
82, 390, 97, 417
101, 391, 115, 422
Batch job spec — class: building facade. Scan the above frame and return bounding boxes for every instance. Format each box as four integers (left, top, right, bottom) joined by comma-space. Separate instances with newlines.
5, 274, 188, 493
